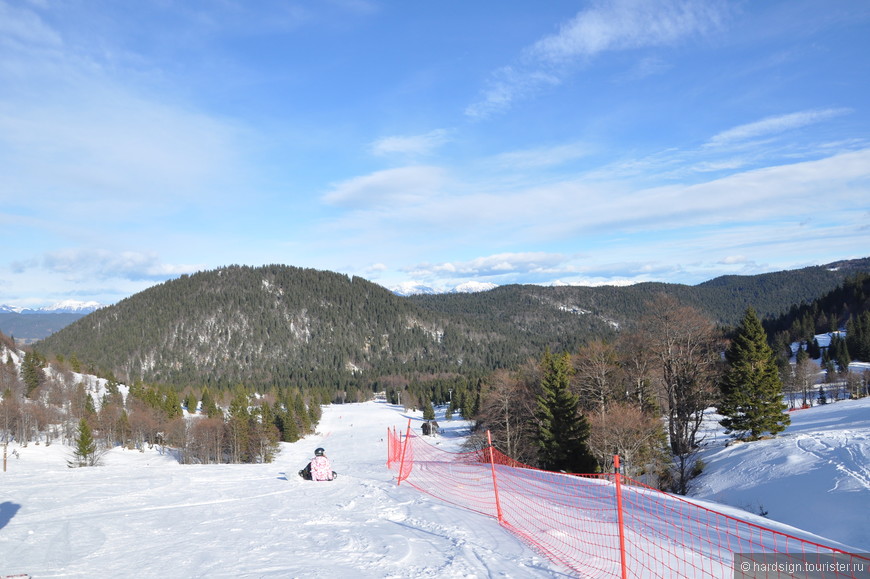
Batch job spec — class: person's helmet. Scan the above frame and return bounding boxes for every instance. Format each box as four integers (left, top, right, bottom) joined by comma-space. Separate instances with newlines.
314, 447, 325, 456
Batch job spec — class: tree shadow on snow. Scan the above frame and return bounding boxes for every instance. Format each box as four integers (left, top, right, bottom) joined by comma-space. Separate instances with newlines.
0, 501, 21, 531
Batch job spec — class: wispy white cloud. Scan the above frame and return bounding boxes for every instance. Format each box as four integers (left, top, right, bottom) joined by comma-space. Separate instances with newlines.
466, 0, 728, 118
317, 148, 870, 284
13, 249, 203, 282
706, 108, 852, 148
617, 56, 672, 82
370, 129, 451, 157
322, 166, 447, 209
718, 255, 752, 265
0, 2, 250, 225
529, 0, 725, 63
465, 67, 562, 119
490, 142, 591, 170
405, 252, 569, 280
0, 1, 62, 48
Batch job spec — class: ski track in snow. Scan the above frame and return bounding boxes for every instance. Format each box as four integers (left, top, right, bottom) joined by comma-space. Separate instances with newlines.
1, 403, 563, 578
3, 398, 869, 577
692, 397, 870, 552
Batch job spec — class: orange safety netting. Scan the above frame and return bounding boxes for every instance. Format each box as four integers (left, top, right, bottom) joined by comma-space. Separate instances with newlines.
386, 424, 870, 578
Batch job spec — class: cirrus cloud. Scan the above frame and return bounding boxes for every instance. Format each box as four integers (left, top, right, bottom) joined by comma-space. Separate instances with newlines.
322, 166, 447, 209
706, 108, 852, 148
466, 0, 728, 119
369, 129, 451, 157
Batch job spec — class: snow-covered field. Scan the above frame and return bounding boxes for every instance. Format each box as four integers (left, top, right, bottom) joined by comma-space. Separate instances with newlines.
691, 395, 870, 552
1, 403, 562, 578
2, 396, 869, 578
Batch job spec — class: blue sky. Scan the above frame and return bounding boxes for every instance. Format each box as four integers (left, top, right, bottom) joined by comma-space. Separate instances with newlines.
2, 0, 869, 307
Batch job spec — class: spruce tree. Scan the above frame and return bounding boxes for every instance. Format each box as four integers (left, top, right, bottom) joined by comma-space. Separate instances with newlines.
422, 399, 435, 421
22, 351, 45, 398
719, 308, 790, 441
535, 351, 597, 473
69, 418, 98, 467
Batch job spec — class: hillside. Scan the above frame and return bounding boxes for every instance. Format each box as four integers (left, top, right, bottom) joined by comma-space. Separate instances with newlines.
35, 260, 870, 389
411, 260, 870, 330
38, 265, 461, 388
36, 264, 618, 388
692, 397, 870, 551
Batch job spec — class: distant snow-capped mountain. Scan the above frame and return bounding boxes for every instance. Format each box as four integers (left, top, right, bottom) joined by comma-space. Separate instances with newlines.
0, 300, 104, 314
449, 281, 498, 293
389, 281, 498, 296
389, 282, 438, 296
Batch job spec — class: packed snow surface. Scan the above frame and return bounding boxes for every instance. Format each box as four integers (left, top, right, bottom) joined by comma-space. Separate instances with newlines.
1, 403, 561, 578
692, 396, 870, 552
2, 397, 869, 577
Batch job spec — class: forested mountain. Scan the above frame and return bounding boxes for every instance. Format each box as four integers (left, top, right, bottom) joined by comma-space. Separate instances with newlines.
35, 260, 870, 391
410, 259, 870, 330
764, 272, 870, 360
39, 265, 611, 390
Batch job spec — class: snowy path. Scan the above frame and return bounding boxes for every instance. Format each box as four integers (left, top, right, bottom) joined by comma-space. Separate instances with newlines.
1, 403, 564, 578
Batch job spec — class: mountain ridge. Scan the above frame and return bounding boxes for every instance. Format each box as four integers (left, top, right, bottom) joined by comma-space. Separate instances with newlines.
33, 259, 870, 389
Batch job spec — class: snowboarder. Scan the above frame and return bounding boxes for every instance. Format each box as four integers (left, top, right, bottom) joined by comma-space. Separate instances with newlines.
298, 447, 337, 481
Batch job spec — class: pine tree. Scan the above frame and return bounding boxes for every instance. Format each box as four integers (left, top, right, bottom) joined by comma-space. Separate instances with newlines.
69, 418, 98, 467
845, 311, 870, 362
22, 351, 45, 398
422, 399, 435, 421
719, 308, 790, 441
535, 351, 597, 473
808, 337, 821, 359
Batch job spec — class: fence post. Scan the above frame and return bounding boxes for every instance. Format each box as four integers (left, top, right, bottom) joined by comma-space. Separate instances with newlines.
486, 430, 505, 524
614, 455, 628, 579
397, 418, 412, 485
386, 427, 392, 468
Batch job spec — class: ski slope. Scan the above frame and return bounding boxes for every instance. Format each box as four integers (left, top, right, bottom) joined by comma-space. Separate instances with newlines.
2, 397, 869, 577
691, 396, 870, 552
1, 402, 562, 578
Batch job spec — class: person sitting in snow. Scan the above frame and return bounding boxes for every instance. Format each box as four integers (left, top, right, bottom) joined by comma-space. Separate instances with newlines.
299, 447, 337, 481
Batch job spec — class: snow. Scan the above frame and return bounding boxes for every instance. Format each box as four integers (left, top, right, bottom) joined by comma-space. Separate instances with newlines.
1, 403, 560, 578
691, 396, 870, 552
0, 301, 103, 314
2, 397, 869, 577
388, 281, 497, 296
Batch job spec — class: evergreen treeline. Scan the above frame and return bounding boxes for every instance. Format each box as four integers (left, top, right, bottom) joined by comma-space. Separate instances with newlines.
765, 273, 870, 362
37, 265, 489, 393
34, 261, 870, 395
412, 261, 870, 331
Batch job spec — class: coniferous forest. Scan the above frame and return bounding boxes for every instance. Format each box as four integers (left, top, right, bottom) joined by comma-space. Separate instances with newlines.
2, 259, 870, 477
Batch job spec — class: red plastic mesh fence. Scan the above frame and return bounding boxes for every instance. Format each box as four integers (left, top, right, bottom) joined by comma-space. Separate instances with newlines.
387, 423, 870, 578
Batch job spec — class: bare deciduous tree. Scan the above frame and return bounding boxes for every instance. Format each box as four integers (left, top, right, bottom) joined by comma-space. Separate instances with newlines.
617, 330, 658, 413
573, 340, 621, 415
587, 402, 669, 481
475, 364, 539, 465
634, 294, 723, 494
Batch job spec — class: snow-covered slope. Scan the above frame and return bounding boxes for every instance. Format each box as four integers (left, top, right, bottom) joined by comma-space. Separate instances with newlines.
3, 396, 868, 577
691, 396, 870, 551
0, 403, 559, 578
